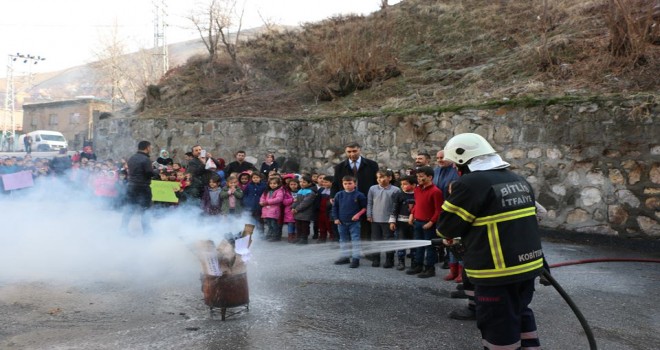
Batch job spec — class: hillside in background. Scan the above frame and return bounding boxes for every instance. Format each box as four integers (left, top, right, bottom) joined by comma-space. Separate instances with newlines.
0, 26, 275, 109
140, 0, 660, 119
0, 39, 208, 109
3, 0, 658, 120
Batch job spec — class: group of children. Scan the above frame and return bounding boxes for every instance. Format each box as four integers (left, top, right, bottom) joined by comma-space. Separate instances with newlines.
198, 165, 449, 276
303, 166, 457, 280
1, 154, 128, 207
195, 168, 350, 248
221, 172, 337, 244
332, 169, 423, 270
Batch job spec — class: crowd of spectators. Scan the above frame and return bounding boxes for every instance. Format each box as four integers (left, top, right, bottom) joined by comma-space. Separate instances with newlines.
0, 145, 458, 275
3, 139, 550, 343
1, 142, 472, 315
0, 148, 124, 201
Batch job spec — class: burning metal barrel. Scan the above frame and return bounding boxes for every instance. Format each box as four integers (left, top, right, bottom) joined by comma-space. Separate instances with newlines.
195, 224, 253, 320
201, 273, 249, 320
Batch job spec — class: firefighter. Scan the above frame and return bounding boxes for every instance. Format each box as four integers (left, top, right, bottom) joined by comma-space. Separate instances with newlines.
436, 133, 543, 350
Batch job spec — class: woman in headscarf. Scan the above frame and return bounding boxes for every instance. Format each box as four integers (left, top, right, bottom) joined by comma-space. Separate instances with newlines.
156, 149, 173, 166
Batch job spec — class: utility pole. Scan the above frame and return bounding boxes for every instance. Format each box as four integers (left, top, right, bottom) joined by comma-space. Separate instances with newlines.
153, 0, 169, 76
3, 55, 15, 151
2, 53, 45, 151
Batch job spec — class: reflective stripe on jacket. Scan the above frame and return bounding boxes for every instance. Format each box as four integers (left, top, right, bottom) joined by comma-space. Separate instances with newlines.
436, 168, 543, 286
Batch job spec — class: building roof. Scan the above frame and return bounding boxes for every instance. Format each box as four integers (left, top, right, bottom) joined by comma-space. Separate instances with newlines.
23, 97, 111, 109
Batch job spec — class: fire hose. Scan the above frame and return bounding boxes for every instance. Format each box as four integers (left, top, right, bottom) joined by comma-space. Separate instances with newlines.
545, 257, 660, 350
430, 239, 660, 350
549, 257, 660, 268
539, 268, 597, 350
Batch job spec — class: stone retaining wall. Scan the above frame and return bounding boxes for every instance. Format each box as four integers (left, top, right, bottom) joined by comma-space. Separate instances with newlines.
95, 97, 660, 238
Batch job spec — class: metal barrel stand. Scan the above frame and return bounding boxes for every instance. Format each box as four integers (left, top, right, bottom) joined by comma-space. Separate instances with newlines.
201, 273, 250, 321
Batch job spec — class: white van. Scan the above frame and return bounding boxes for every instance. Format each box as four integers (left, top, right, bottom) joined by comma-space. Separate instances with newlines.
18, 130, 68, 152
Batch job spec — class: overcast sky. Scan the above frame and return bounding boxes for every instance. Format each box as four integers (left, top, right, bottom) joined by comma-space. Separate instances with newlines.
0, 0, 402, 77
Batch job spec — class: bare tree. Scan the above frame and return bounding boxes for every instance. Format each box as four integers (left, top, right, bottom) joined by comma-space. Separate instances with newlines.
257, 10, 277, 33
219, 3, 244, 66
122, 48, 161, 102
380, 0, 389, 10
92, 20, 129, 111
606, 0, 658, 60
189, 0, 244, 67
92, 21, 161, 109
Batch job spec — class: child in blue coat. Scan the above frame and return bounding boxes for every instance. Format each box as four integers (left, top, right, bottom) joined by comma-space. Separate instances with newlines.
243, 172, 266, 235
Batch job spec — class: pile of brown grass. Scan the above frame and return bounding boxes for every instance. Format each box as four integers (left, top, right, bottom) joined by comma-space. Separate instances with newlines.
382, 0, 659, 105
139, 0, 659, 118
298, 15, 401, 101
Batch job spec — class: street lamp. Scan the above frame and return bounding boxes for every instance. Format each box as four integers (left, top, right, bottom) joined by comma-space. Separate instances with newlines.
3, 53, 45, 151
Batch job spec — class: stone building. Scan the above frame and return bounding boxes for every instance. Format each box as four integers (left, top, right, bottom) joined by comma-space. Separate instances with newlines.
22, 97, 112, 150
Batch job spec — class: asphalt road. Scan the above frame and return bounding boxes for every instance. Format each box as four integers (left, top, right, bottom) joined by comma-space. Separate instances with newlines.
1, 230, 658, 350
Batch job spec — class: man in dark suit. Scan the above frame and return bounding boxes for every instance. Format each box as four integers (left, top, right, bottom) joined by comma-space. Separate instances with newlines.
331, 142, 379, 240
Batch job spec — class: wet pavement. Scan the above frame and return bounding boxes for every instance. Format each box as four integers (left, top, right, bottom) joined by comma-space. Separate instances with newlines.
1, 234, 659, 350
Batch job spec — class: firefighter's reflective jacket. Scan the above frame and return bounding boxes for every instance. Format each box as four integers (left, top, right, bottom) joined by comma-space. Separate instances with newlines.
436, 168, 543, 286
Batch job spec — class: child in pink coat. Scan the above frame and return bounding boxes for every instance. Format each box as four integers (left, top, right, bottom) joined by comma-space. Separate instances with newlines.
260, 177, 285, 241
283, 178, 299, 243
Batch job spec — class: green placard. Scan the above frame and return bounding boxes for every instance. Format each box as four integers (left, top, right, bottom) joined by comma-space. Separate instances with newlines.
151, 180, 181, 203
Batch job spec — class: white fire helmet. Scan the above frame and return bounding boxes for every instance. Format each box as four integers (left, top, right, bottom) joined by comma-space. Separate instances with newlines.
443, 133, 496, 165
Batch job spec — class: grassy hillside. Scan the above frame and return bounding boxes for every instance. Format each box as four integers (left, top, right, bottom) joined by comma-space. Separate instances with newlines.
139, 0, 660, 119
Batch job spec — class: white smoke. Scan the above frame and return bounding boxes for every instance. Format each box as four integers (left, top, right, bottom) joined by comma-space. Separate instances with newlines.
0, 178, 253, 285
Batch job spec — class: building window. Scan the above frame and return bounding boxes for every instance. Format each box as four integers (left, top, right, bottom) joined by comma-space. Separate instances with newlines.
31, 116, 38, 126
49, 114, 58, 126
70, 113, 80, 124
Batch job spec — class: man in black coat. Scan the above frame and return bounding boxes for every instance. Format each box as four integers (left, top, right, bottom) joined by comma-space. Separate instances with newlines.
224, 150, 257, 176
185, 145, 206, 202
50, 148, 72, 176
331, 142, 379, 240
120, 140, 159, 235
